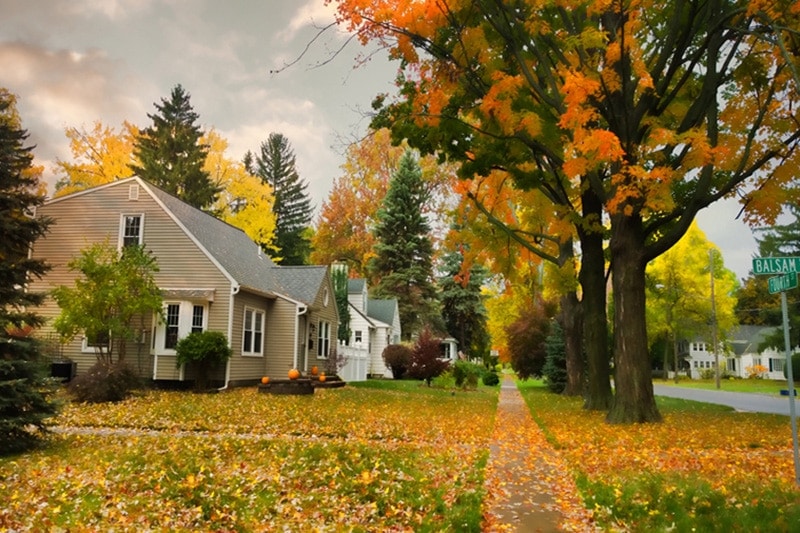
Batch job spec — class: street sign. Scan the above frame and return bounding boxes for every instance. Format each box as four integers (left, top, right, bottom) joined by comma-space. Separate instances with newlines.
753, 256, 800, 276
769, 272, 799, 294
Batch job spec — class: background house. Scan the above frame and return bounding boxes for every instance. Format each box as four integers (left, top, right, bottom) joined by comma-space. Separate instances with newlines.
347, 279, 401, 378
29, 177, 338, 387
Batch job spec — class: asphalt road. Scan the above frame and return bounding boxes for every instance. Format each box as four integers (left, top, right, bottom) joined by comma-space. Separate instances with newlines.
653, 384, 798, 416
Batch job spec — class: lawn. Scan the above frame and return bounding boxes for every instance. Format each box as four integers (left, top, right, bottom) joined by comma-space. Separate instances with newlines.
0, 383, 498, 532
518, 380, 800, 532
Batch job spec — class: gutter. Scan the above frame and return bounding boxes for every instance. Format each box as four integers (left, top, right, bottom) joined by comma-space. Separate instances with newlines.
217, 284, 240, 392
294, 304, 308, 369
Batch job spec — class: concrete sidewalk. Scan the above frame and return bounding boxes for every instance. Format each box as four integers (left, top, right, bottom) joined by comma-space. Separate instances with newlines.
482, 376, 592, 532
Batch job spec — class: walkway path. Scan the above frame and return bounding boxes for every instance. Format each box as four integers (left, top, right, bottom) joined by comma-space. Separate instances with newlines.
653, 384, 796, 415
483, 376, 594, 532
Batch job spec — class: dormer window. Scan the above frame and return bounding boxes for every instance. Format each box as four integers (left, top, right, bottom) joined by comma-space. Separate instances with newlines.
121, 214, 143, 248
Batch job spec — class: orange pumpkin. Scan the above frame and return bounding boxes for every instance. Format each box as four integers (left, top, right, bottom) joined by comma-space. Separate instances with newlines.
319, 373, 326, 383
261, 376, 270, 384
288, 368, 301, 380
310, 365, 319, 376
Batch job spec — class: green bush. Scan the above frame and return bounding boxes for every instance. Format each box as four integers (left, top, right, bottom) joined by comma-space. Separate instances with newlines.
68, 361, 140, 403
784, 353, 800, 381
452, 360, 483, 389
176, 331, 232, 391
482, 371, 500, 386
382, 344, 413, 380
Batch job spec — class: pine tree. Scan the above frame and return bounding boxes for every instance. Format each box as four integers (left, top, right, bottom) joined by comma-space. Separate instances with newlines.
438, 250, 490, 359
0, 89, 59, 454
246, 133, 313, 265
131, 84, 219, 210
370, 150, 438, 339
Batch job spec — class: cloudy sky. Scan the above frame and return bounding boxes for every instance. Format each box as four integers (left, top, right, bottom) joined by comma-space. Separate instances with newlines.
1, 0, 761, 279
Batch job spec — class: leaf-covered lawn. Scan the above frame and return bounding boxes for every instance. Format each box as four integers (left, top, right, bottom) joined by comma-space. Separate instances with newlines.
518, 381, 800, 532
0, 385, 497, 532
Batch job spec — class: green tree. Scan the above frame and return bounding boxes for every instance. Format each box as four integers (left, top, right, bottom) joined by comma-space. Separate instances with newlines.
646, 222, 738, 381
0, 88, 59, 454
52, 241, 163, 364
245, 133, 313, 265
131, 85, 219, 210
542, 320, 568, 394
175, 330, 232, 391
369, 150, 439, 340
332, 264, 352, 343
438, 250, 490, 360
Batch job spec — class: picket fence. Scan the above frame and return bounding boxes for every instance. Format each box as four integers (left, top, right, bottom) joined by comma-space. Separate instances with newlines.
337, 340, 369, 382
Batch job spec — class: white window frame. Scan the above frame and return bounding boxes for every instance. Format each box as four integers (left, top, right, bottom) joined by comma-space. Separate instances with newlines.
81, 331, 111, 353
153, 301, 208, 355
354, 330, 363, 344
317, 320, 331, 358
242, 306, 265, 357
119, 213, 144, 248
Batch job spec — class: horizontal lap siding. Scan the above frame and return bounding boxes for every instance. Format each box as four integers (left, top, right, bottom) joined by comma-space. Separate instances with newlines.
29, 182, 232, 381
308, 274, 339, 369
264, 298, 298, 377
228, 291, 269, 383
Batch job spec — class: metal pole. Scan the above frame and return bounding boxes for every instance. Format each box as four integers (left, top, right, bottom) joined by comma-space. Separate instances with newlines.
781, 290, 800, 486
710, 249, 720, 389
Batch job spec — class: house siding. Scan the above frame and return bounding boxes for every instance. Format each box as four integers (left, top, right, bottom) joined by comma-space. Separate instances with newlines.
29, 181, 232, 381
264, 297, 299, 378
228, 290, 271, 383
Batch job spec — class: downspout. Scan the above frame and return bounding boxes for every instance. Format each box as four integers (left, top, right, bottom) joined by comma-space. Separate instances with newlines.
217, 284, 240, 391
294, 304, 308, 369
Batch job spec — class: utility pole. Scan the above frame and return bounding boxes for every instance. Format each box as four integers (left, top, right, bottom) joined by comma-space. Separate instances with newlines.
709, 249, 720, 389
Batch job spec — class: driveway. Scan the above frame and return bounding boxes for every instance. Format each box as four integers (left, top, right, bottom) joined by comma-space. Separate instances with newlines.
653, 383, 797, 416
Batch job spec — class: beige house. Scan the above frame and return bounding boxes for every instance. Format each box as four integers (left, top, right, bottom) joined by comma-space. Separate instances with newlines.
29, 177, 338, 387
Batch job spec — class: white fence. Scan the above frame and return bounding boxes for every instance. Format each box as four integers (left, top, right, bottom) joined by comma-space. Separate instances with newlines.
337, 341, 368, 382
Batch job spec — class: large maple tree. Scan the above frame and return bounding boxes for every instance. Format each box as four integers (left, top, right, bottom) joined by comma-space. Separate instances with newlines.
332, 0, 800, 422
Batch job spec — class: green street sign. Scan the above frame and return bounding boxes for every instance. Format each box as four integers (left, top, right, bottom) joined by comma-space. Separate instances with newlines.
769, 272, 799, 294
753, 257, 800, 276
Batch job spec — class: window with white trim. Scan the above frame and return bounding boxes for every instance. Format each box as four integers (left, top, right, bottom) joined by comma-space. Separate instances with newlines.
120, 214, 143, 248
243, 307, 264, 356
317, 320, 331, 358
354, 330, 363, 344
81, 330, 111, 353
154, 301, 208, 354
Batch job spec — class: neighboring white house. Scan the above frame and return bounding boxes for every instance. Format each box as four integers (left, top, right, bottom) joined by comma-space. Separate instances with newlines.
347, 279, 402, 378
684, 325, 793, 380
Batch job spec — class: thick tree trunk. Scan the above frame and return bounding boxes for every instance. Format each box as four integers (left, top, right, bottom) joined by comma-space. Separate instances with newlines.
560, 291, 584, 396
606, 214, 662, 423
578, 189, 613, 410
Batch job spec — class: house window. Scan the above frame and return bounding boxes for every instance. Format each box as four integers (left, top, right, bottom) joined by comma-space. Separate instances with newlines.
354, 330, 363, 344
770, 358, 784, 373
728, 359, 736, 372
317, 320, 331, 358
154, 301, 208, 353
81, 330, 111, 353
243, 307, 264, 356
753, 357, 762, 367
121, 214, 143, 248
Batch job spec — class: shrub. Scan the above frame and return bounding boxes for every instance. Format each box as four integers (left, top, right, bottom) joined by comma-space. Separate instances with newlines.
176, 331, 232, 391
542, 320, 568, 393
68, 361, 140, 403
431, 369, 456, 389
452, 360, 483, 390
784, 353, 800, 381
408, 327, 450, 386
746, 364, 768, 379
382, 344, 412, 379
482, 371, 500, 386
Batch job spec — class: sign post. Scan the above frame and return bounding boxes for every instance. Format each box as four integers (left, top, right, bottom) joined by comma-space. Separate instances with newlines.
753, 257, 800, 486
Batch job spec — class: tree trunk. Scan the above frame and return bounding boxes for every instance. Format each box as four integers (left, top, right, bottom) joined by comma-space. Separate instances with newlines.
606, 214, 662, 423
560, 291, 584, 396
578, 188, 613, 410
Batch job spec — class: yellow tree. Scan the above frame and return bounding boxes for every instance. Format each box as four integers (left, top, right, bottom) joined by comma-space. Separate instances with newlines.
333, 0, 800, 423
646, 221, 738, 381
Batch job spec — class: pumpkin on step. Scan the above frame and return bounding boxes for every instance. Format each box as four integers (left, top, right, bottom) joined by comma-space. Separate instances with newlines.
288, 368, 301, 380
261, 376, 270, 384
319, 373, 326, 383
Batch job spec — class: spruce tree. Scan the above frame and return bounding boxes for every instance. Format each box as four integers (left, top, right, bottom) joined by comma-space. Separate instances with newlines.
439, 250, 490, 359
0, 89, 59, 454
131, 84, 219, 210
369, 150, 438, 339
246, 133, 313, 265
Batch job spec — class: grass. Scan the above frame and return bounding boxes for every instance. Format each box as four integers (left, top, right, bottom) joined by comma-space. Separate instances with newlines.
1, 381, 497, 532
517, 380, 800, 532
657, 377, 792, 395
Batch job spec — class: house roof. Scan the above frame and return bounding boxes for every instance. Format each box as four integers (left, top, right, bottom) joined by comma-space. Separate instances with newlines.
272, 266, 328, 306
348, 279, 365, 294
368, 298, 398, 325
727, 324, 780, 356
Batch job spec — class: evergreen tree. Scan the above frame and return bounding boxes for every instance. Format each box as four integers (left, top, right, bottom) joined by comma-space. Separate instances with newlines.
369, 150, 438, 339
0, 89, 59, 454
246, 133, 313, 265
332, 264, 352, 342
131, 84, 219, 210
438, 250, 490, 359
542, 320, 568, 393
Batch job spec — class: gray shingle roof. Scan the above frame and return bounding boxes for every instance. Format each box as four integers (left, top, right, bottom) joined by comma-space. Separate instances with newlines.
727, 325, 780, 355
145, 181, 279, 296
348, 279, 365, 294
272, 266, 328, 306
367, 298, 397, 325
